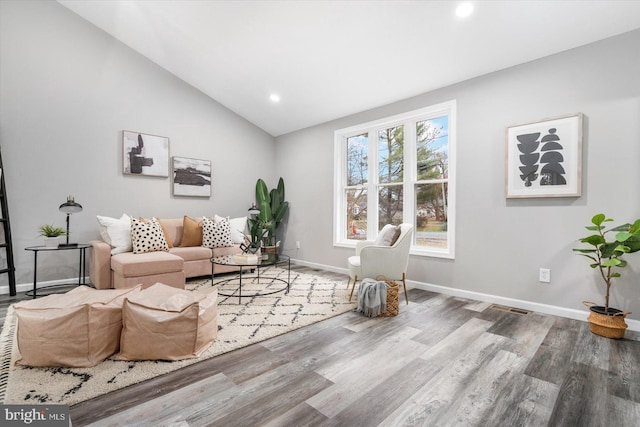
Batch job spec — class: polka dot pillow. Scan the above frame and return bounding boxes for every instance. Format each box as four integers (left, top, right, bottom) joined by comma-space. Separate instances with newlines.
202, 216, 234, 248
130, 217, 170, 254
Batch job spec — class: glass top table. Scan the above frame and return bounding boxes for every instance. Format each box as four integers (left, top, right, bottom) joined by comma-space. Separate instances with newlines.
24, 243, 91, 298
210, 253, 290, 303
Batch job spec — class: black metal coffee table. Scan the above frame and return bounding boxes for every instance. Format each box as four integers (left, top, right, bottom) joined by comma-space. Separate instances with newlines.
210, 253, 290, 303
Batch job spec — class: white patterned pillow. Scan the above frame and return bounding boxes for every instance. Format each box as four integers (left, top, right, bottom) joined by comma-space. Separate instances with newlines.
130, 217, 170, 254
202, 216, 234, 248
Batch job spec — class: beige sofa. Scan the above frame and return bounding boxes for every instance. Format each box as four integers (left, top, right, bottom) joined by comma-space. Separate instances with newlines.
89, 218, 243, 290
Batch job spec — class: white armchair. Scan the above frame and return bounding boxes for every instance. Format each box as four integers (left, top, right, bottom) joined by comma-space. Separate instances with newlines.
347, 223, 413, 304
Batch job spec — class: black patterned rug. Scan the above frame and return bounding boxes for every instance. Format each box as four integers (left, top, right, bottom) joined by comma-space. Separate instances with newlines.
0, 268, 355, 405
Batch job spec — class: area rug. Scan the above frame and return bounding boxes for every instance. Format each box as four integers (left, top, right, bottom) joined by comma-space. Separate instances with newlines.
0, 268, 355, 405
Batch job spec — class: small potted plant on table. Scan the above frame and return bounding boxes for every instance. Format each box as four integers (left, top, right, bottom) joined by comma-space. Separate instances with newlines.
39, 224, 67, 248
574, 213, 640, 339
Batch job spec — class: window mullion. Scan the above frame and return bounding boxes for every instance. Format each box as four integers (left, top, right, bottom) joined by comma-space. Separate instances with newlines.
368, 127, 378, 240
404, 119, 416, 227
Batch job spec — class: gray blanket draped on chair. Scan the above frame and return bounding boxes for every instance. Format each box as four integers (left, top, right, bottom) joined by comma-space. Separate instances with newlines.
356, 278, 387, 317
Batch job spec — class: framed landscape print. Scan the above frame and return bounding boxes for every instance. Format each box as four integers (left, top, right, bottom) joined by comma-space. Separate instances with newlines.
172, 156, 212, 197
505, 113, 583, 198
123, 131, 170, 177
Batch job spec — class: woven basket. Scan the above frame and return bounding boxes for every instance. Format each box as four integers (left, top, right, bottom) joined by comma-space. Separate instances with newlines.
377, 276, 399, 317
583, 301, 630, 339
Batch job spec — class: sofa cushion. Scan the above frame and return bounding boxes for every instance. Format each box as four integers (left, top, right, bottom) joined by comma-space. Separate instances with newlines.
112, 251, 183, 277
180, 216, 203, 247
169, 246, 213, 262
202, 216, 233, 248
157, 218, 183, 247
131, 217, 170, 254
157, 219, 174, 248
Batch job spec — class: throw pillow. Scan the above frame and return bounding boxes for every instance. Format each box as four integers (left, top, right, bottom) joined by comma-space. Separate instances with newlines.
130, 217, 170, 254
96, 213, 132, 255
375, 224, 401, 246
202, 216, 234, 248
229, 216, 248, 244
157, 219, 174, 248
180, 216, 203, 247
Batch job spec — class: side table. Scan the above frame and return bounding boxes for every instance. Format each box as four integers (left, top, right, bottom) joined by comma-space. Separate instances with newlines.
24, 244, 91, 298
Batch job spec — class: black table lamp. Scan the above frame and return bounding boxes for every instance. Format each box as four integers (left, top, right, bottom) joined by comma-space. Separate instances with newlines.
58, 195, 83, 247
248, 203, 260, 216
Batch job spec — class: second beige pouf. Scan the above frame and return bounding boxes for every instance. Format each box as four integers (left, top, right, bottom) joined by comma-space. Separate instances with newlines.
116, 282, 218, 361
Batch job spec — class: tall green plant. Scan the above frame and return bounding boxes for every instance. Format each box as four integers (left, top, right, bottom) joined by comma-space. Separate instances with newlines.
574, 214, 640, 311
254, 177, 289, 244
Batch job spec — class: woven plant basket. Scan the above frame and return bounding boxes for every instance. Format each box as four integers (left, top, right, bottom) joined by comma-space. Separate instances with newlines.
377, 276, 399, 317
583, 301, 630, 339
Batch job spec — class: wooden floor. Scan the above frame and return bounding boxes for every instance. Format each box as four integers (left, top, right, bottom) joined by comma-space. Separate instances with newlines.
2, 266, 640, 426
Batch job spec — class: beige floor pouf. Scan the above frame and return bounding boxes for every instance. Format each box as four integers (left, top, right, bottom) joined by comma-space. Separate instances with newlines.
13, 285, 141, 367
116, 283, 218, 361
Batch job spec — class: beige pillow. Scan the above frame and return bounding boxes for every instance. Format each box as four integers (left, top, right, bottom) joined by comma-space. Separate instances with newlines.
157, 219, 174, 248
180, 216, 203, 247
375, 224, 401, 246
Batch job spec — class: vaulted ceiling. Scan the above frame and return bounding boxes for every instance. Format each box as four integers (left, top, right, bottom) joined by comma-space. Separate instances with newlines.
58, 1, 640, 136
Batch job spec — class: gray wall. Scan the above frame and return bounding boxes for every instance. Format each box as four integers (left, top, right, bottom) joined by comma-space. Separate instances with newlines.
0, 0, 276, 286
276, 29, 640, 319
2, 0, 639, 322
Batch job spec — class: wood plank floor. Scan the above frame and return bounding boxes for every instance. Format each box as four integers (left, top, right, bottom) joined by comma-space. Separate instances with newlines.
2, 266, 640, 426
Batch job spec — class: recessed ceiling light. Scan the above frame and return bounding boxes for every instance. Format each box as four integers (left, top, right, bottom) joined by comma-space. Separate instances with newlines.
456, 2, 474, 18
270, 93, 281, 103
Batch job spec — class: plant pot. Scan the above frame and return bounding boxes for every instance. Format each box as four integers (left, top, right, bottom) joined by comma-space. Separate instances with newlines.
583, 301, 630, 339
44, 236, 60, 248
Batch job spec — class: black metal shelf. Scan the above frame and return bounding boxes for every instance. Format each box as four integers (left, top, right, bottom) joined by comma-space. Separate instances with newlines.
0, 146, 16, 296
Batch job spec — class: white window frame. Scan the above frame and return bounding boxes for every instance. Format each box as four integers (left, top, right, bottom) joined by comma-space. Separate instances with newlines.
333, 100, 456, 259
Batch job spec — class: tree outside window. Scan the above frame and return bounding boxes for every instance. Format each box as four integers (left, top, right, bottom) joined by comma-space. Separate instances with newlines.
335, 101, 456, 258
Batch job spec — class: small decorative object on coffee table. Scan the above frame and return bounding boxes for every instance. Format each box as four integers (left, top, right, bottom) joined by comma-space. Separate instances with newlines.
211, 253, 290, 303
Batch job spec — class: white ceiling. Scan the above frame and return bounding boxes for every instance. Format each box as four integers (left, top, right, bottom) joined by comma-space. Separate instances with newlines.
57, 1, 640, 137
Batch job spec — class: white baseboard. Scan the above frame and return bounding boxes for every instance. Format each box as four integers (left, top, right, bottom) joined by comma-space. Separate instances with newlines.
289, 258, 640, 333
0, 277, 90, 296
6, 261, 639, 333
291, 258, 348, 275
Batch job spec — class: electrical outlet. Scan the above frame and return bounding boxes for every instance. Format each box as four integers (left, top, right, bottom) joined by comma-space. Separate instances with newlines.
539, 268, 551, 283
296, 241, 301, 249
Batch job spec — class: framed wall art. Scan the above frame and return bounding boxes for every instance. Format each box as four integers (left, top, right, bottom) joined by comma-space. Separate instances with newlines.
172, 156, 212, 197
123, 131, 170, 177
505, 113, 583, 198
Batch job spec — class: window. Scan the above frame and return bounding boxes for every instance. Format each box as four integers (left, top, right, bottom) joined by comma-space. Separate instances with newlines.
334, 100, 456, 258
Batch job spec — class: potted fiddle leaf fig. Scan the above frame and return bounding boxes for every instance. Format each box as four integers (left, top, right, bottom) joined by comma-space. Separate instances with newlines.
38, 224, 67, 247
252, 177, 289, 253
573, 213, 640, 339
